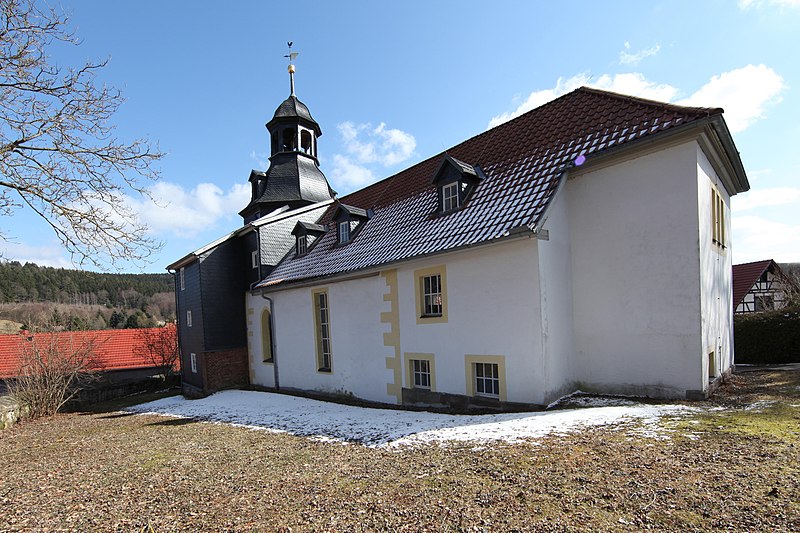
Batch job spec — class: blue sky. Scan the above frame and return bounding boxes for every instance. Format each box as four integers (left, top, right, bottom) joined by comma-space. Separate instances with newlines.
2, 0, 799, 272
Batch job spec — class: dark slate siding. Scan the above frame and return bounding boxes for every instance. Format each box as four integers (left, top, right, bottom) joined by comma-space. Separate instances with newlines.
243, 231, 260, 287
199, 238, 248, 351
176, 260, 204, 389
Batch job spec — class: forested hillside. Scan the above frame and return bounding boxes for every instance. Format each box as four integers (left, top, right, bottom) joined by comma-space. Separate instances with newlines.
0, 262, 175, 331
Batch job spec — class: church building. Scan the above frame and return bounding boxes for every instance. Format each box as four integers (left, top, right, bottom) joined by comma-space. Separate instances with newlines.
169, 60, 749, 408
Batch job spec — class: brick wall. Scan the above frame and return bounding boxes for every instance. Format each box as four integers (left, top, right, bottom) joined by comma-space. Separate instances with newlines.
202, 348, 249, 393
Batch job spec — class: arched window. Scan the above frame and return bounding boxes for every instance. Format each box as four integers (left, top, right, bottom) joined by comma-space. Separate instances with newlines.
300, 130, 313, 155
271, 131, 278, 155
261, 308, 273, 362
281, 128, 297, 152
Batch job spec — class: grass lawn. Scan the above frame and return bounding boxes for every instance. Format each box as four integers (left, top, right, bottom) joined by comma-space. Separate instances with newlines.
0, 370, 798, 531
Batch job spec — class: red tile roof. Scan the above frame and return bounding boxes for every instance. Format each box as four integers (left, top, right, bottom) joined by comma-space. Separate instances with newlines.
732, 259, 778, 309
0, 325, 177, 379
260, 86, 744, 287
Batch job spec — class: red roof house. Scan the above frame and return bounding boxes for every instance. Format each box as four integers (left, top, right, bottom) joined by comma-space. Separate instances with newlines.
0, 325, 178, 380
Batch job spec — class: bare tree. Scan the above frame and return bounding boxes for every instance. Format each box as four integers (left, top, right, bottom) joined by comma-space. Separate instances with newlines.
136, 324, 178, 379
8, 323, 100, 418
0, 0, 163, 269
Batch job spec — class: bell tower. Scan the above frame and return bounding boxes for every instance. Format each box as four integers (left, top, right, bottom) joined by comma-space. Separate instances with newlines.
240, 44, 334, 224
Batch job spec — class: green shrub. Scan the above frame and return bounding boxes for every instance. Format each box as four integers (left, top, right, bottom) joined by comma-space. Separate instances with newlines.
734, 306, 800, 364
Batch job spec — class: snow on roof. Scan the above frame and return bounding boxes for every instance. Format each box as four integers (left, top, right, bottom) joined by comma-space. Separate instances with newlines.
125, 389, 697, 447
259, 86, 746, 289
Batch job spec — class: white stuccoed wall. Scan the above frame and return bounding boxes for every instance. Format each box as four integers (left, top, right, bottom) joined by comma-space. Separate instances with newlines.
248, 238, 547, 405
395, 240, 544, 404
567, 141, 705, 398
697, 145, 733, 385
535, 189, 576, 403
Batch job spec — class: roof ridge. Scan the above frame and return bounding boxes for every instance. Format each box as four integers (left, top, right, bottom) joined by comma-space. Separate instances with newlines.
576, 86, 723, 116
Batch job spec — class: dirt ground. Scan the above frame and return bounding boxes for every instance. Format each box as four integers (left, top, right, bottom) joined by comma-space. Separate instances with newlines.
0, 369, 798, 532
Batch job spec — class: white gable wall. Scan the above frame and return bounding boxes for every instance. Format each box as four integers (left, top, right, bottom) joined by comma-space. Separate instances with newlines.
697, 145, 733, 386
567, 141, 704, 398
536, 188, 576, 403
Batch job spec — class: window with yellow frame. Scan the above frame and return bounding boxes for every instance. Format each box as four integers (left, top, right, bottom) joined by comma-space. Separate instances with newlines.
414, 265, 448, 324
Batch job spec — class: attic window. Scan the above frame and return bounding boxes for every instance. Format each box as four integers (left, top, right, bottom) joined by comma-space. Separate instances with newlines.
292, 221, 326, 257
442, 182, 459, 211
432, 155, 484, 215
297, 235, 308, 256
338, 221, 350, 243
331, 204, 371, 246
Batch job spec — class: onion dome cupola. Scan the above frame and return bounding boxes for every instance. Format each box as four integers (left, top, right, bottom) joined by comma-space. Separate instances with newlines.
240, 46, 335, 224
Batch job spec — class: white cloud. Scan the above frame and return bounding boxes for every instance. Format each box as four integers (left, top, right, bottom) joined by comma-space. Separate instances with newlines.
739, 0, 800, 9
250, 150, 270, 169
488, 73, 678, 128
127, 181, 251, 239
676, 64, 786, 133
732, 187, 800, 211
337, 121, 416, 167
732, 215, 800, 263
619, 42, 661, 66
329, 154, 377, 194
489, 65, 786, 133
0, 241, 73, 268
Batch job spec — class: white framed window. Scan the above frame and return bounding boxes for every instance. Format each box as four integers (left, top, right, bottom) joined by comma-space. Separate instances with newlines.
179, 268, 185, 291
474, 362, 500, 397
190, 352, 197, 373
313, 290, 332, 372
296, 235, 308, 256
442, 181, 459, 211
251, 250, 259, 269
422, 274, 442, 317
186, 310, 192, 328
338, 221, 350, 243
411, 359, 431, 389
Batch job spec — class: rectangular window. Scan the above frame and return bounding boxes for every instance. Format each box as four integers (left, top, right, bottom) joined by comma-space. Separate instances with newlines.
179, 268, 185, 291
422, 274, 442, 317
313, 290, 332, 372
411, 359, 431, 389
414, 266, 448, 324
297, 235, 308, 256
442, 181, 459, 211
251, 250, 259, 269
190, 353, 197, 373
711, 187, 726, 248
474, 362, 500, 397
186, 310, 192, 328
338, 221, 350, 243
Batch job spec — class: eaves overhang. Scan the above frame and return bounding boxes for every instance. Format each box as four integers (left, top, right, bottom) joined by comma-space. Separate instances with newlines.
565, 115, 750, 197
253, 225, 540, 294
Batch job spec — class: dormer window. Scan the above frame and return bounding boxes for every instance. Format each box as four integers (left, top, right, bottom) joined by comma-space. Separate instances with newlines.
432, 154, 484, 215
292, 221, 326, 257
296, 235, 308, 255
442, 182, 459, 211
332, 203, 371, 246
338, 221, 350, 243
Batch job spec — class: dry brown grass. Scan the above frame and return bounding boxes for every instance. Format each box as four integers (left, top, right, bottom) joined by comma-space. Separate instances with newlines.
0, 370, 798, 531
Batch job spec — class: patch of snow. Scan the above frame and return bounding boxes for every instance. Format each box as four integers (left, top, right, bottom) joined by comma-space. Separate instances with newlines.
743, 400, 777, 411
126, 390, 699, 448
